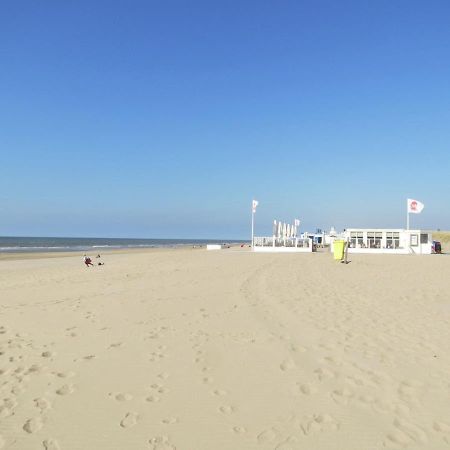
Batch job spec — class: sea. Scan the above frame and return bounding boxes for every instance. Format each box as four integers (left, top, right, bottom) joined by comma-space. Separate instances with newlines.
0, 237, 246, 254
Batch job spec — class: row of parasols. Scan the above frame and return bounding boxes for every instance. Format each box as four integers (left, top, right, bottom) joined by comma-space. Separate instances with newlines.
272, 219, 301, 239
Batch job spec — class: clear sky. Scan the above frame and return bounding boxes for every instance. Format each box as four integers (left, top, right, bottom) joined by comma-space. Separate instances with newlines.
1, 0, 449, 239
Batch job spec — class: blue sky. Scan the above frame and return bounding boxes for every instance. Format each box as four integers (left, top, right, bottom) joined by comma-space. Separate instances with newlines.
1, 0, 449, 238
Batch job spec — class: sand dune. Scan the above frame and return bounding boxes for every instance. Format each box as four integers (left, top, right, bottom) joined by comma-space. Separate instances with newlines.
1, 248, 450, 449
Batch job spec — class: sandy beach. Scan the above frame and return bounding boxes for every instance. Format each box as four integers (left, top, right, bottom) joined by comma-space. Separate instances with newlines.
1, 248, 450, 449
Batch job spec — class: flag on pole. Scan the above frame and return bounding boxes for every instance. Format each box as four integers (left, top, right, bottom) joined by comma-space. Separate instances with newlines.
407, 198, 424, 214
252, 199, 259, 213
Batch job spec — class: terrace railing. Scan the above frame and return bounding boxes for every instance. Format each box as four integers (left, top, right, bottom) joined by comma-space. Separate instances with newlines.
253, 236, 311, 248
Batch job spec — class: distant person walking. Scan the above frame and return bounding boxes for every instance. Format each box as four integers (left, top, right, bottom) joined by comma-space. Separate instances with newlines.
84, 255, 94, 267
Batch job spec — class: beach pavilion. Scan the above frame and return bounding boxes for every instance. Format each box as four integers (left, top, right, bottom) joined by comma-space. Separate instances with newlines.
337, 228, 434, 255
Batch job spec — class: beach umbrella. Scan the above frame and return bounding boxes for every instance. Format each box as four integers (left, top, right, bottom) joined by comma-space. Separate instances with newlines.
282, 223, 287, 239
272, 220, 277, 236
294, 219, 300, 237
277, 221, 282, 238
287, 224, 291, 238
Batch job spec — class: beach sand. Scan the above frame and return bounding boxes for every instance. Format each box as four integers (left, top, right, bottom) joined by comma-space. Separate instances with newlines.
1, 248, 450, 449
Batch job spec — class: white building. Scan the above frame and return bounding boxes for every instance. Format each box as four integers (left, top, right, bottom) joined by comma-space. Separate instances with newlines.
335, 229, 433, 255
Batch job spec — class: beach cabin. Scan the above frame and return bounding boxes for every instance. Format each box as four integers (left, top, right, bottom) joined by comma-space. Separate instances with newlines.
335, 229, 433, 255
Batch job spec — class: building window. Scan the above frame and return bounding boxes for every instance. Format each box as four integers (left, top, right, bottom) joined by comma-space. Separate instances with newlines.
410, 234, 418, 247
367, 231, 382, 248
350, 231, 364, 247
386, 232, 400, 249
420, 233, 428, 244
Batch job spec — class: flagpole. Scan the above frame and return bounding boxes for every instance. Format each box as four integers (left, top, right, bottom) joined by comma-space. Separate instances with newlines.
406, 199, 409, 230
251, 207, 255, 248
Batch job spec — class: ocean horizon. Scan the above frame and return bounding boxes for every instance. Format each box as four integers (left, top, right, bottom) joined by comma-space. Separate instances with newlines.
0, 236, 248, 253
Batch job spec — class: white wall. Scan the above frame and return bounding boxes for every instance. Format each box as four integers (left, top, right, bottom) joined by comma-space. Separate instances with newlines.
331, 229, 433, 255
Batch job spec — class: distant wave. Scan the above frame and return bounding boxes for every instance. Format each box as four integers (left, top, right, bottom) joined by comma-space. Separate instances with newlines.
0, 237, 246, 253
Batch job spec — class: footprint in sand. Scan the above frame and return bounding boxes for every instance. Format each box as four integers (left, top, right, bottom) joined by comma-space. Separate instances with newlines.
56, 384, 75, 396
257, 427, 280, 444
289, 344, 307, 353
434, 421, 450, 444
109, 342, 123, 349
331, 388, 354, 405
23, 417, 43, 434
161, 417, 179, 424
34, 397, 51, 411
149, 351, 166, 362
149, 435, 176, 450
434, 421, 450, 434
280, 359, 296, 372
41, 351, 54, 358
150, 384, 169, 394
54, 371, 76, 379
294, 382, 318, 396
109, 392, 133, 402
299, 413, 340, 435
212, 389, 227, 396
314, 367, 337, 381
145, 395, 161, 403
232, 426, 247, 434
274, 436, 299, 450
0, 398, 17, 418
11, 384, 25, 396
397, 380, 423, 406
27, 364, 44, 375
43, 439, 60, 450
372, 398, 395, 415
358, 394, 375, 406
385, 418, 428, 447
120, 412, 139, 428
218, 405, 235, 415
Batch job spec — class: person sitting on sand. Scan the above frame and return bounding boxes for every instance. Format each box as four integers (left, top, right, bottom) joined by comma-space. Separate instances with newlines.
84, 255, 94, 267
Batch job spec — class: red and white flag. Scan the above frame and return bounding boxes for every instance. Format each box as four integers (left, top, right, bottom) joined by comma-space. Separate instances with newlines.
407, 198, 424, 214
252, 199, 259, 213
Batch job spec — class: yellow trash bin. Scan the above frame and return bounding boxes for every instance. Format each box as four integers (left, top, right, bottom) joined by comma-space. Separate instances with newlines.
333, 240, 346, 260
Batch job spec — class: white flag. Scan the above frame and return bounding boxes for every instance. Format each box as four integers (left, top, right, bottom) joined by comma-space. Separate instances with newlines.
252, 199, 259, 213
407, 198, 424, 214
